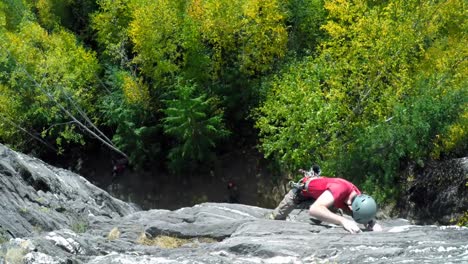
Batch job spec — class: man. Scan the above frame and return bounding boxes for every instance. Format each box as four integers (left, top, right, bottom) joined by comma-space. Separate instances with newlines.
227, 180, 240, 203
111, 157, 128, 181
270, 166, 382, 234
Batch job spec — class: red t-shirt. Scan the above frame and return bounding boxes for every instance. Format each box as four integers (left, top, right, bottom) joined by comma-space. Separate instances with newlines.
301, 177, 361, 209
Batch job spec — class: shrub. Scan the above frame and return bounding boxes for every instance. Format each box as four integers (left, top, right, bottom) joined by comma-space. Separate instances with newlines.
107, 227, 120, 241
71, 219, 89, 234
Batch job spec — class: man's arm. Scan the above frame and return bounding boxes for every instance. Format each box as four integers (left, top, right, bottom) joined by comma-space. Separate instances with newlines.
308, 190, 361, 234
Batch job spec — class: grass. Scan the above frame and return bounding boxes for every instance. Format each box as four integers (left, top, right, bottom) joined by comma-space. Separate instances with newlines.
107, 227, 121, 241
136, 233, 218, 249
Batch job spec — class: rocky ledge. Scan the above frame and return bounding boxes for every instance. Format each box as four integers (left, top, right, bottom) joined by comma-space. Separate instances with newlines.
0, 144, 467, 264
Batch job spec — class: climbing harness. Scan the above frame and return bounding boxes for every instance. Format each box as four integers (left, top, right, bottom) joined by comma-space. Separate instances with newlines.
288, 165, 322, 191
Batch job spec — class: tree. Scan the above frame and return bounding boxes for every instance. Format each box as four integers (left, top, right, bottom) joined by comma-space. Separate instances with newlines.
285, 0, 327, 55
188, 0, 288, 77
99, 68, 160, 168
129, 0, 210, 86
91, 0, 133, 66
162, 80, 229, 172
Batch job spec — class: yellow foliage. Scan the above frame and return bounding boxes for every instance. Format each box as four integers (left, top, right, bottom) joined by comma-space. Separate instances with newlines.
320, 21, 345, 39
122, 75, 150, 106
129, 0, 191, 82
239, 0, 287, 74
431, 109, 468, 159
36, 0, 56, 28
323, 0, 366, 24
188, 0, 243, 76
1, 19, 100, 152
457, 211, 468, 227
188, 0, 287, 76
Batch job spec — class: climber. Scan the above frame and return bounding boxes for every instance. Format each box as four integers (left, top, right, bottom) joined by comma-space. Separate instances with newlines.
269, 165, 382, 234
226, 180, 240, 203
111, 157, 128, 181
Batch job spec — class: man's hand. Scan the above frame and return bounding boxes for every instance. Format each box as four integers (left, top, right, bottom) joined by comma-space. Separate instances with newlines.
341, 218, 362, 234
309, 191, 361, 234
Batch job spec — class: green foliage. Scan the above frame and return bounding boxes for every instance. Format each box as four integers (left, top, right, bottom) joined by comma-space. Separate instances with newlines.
285, 0, 327, 55
0, 20, 100, 154
456, 212, 468, 227
0, 0, 30, 31
71, 218, 89, 233
337, 73, 467, 201
162, 80, 229, 172
32, 0, 98, 39
0, 0, 466, 186
91, 0, 133, 64
254, 57, 332, 172
100, 68, 161, 168
34, 0, 73, 30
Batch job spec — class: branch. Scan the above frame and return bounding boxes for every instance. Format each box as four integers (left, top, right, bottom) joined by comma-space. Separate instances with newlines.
4, 49, 128, 159
57, 85, 114, 146
42, 121, 77, 133
0, 114, 58, 152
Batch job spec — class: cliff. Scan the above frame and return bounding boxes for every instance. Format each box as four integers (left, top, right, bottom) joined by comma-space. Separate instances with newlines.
0, 144, 467, 264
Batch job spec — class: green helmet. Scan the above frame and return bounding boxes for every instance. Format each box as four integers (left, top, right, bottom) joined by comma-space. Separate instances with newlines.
351, 194, 377, 224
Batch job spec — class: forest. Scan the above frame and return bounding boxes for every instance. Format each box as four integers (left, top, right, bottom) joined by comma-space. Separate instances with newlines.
0, 0, 466, 203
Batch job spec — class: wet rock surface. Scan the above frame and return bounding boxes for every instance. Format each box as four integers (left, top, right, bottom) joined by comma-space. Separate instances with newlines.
1, 144, 467, 264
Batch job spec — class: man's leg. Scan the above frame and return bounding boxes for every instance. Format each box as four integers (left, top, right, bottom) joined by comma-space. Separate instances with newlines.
270, 189, 303, 220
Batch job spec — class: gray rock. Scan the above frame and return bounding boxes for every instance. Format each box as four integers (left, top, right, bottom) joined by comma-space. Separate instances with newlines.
1, 144, 468, 264
399, 157, 468, 224
0, 144, 138, 239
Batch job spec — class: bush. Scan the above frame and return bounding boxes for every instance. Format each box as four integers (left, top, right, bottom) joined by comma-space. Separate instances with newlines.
71, 219, 89, 234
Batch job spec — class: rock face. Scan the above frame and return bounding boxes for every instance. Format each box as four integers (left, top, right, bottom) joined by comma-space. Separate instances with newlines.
0, 144, 138, 239
399, 157, 468, 224
1, 144, 468, 264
